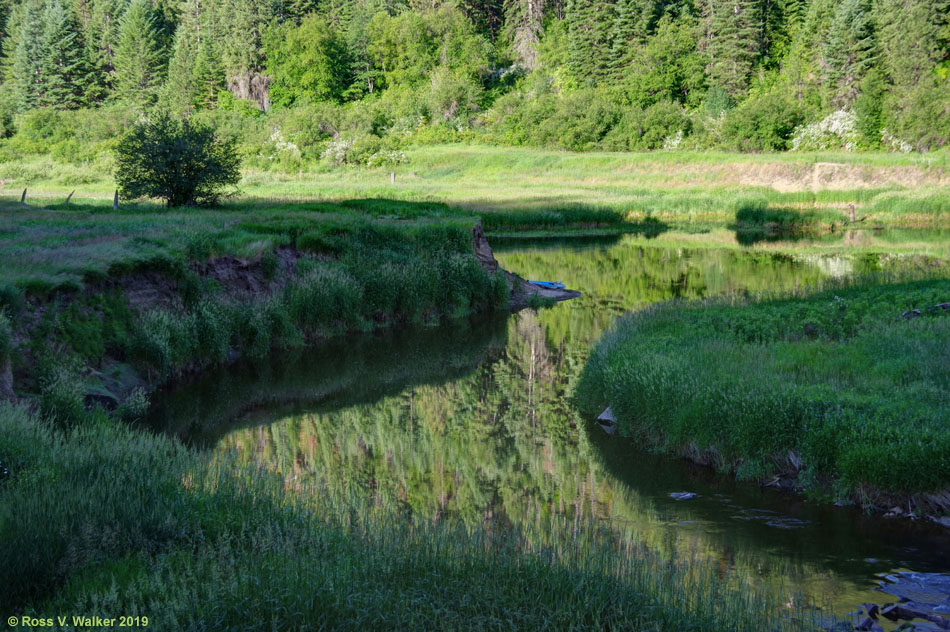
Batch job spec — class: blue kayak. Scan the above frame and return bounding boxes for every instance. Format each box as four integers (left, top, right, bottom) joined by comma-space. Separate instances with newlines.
528, 281, 566, 290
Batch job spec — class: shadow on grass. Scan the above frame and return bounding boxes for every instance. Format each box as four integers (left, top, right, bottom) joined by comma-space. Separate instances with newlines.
8, 191, 668, 236
225, 196, 670, 235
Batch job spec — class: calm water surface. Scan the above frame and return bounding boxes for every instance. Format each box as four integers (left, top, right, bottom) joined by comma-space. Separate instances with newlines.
147, 231, 950, 620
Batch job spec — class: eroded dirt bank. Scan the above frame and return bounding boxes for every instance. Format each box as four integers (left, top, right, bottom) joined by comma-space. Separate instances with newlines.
3, 222, 580, 407
472, 221, 581, 309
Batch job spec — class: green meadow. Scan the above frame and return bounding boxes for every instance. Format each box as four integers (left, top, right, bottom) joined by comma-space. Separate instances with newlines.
4, 145, 950, 231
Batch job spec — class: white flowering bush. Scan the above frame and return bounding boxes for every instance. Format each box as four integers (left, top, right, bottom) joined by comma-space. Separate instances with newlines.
320, 136, 410, 168
662, 129, 684, 151
255, 127, 302, 172
365, 150, 408, 167
881, 129, 914, 153
320, 139, 354, 165
791, 110, 859, 151
260, 127, 301, 161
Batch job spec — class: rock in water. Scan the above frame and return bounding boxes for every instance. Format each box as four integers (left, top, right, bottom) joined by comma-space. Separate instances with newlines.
670, 492, 698, 500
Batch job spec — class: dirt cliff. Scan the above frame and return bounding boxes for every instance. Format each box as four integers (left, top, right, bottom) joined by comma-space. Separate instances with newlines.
472, 221, 581, 310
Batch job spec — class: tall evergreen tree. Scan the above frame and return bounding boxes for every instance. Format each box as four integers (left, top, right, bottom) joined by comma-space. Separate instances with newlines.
37, 0, 89, 108
607, 0, 654, 77
162, 23, 198, 109
191, 36, 224, 108
162, 0, 225, 109
0, 0, 12, 45
565, 0, 614, 83
823, 0, 875, 106
113, 0, 163, 104
460, 0, 505, 39
10, 0, 45, 109
1, 0, 26, 81
281, 0, 319, 23
625, 11, 705, 107
760, 0, 806, 69
503, 0, 545, 69
84, 0, 129, 102
218, 0, 273, 83
698, 0, 764, 99
779, 0, 833, 105
874, 0, 948, 89
335, 0, 390, 98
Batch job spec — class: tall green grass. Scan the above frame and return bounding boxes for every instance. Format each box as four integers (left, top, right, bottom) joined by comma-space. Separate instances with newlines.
574, 279, 950, 498
0, 403, 826, 630
12, 217, 509, 411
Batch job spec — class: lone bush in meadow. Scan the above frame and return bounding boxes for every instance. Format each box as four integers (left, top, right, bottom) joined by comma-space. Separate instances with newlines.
114, 112, 241, 207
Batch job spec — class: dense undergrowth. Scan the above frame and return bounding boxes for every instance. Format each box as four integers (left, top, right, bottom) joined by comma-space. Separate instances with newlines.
0, 403, 825, 630
574, 279, 950, 502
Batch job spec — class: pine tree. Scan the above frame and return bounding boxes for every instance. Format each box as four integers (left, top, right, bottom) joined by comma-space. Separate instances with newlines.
337, 0, 390, 98
161, 0, 225, 110
779, 0, 834, 106
162, 24, 198, 110
503, 0, 545, 69
0, 0, 13, 45
281, 0, 318, 23
217, 0, 276, 100
84, 0, 129, 102
625, 11, 705, 107
760, 0, 806, 68
191, 36, 224, 108
698, 0, 764, 99
460, 0, 505, 39
823, 0, 875, 106
113, 0, 163, 105
1, 0, 26, 82
874, 0, 948, 89
11, 0, 45, 109
38, 0, 89, 107
607, 0, 654, 78
565, 0, 614, 83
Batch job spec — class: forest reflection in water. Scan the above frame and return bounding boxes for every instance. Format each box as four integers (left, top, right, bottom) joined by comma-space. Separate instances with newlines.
147, 233, 950, 616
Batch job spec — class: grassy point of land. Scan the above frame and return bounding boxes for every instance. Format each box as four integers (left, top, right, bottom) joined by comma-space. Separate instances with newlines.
574, 279, 950, 512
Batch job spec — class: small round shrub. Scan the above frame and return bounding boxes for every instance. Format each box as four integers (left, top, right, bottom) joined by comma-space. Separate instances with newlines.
114, 112, 241, 207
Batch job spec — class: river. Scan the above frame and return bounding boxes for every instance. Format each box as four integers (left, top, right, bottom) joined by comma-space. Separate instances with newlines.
146, 229, 950, 623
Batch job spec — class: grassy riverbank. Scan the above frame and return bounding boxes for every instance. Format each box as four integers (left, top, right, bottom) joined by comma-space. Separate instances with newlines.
0, 403, 825, 630
3, 145, 950, 230
574, 279, 950, 510
0, 201, 509, 415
